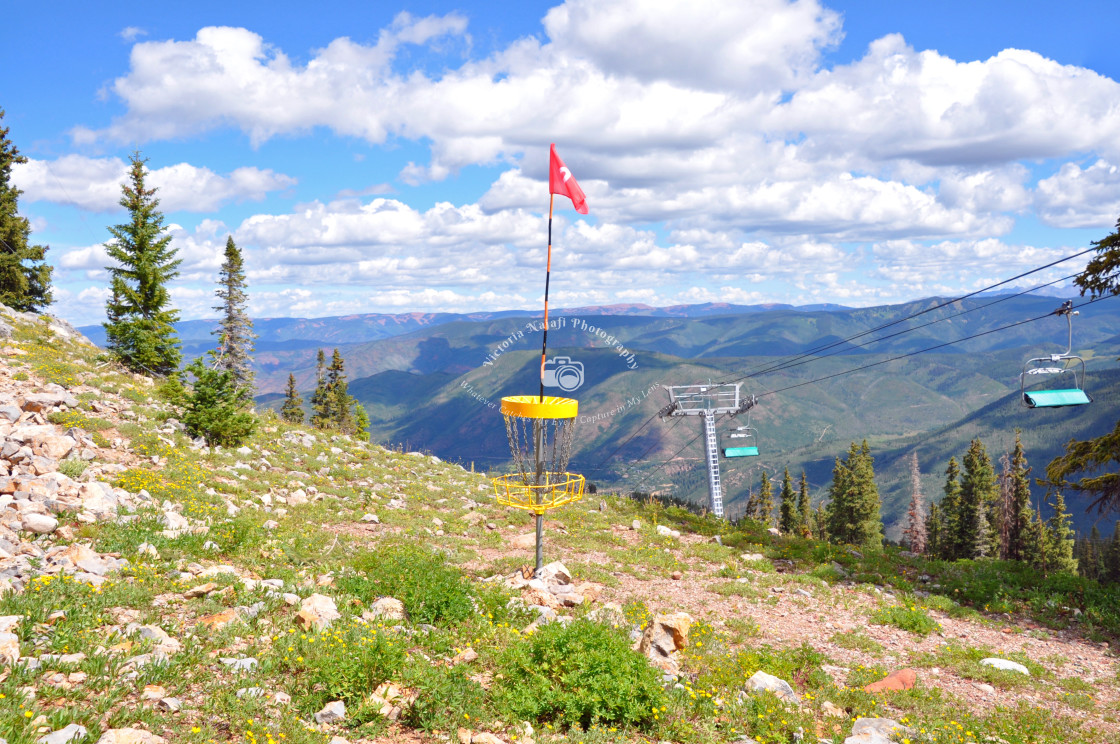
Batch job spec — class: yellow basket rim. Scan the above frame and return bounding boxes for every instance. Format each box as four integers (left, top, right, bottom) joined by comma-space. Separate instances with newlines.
500, 395, 578, 419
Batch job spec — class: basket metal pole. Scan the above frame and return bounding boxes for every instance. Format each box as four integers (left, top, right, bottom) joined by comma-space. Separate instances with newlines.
534, 512, 544, 575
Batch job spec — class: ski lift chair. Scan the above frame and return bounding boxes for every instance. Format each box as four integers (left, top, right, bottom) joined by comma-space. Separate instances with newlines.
1020, 301, 1092, 409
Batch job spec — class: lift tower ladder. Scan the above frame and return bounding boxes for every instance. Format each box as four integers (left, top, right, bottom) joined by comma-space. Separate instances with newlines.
658, 383, 757, 518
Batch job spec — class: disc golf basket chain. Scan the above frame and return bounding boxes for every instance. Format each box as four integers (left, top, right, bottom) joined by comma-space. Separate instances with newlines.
492, 395, 585, 574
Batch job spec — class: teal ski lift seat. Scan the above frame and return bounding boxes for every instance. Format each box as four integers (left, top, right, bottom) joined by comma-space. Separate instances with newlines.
1020, 301, 1092, 409
722, 426, 759, 458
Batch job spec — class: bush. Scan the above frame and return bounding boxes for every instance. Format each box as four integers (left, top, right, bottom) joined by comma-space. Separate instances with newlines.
58, 459, 88, 479
492, 619, 666, 730
870, 604, 941, 636
404, 664, 490, 732
339, 544, 475, 627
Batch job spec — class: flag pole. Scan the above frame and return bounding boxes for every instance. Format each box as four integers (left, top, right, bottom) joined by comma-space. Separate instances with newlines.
539, 193, 555, 402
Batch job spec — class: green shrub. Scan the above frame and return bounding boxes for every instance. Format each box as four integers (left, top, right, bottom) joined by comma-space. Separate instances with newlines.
47, 410, 113, 431
492, 619, 666, 729
404, 663, 490, 732
58, 459, 89, 479
870, 604, 941, 636
269, 620, 408, 723
339, 544, 475, 627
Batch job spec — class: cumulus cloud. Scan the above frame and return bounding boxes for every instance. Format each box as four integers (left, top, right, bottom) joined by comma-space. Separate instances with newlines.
1035, 159, 1120, 228
12, 155, 295, 212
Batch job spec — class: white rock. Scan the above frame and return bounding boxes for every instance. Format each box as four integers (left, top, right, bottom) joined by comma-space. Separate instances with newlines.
746, 670, 800, 703
38, 723, 88, 744
21, 513, 58, 534
980, 658, 1029, 675
314, 700, 346, 723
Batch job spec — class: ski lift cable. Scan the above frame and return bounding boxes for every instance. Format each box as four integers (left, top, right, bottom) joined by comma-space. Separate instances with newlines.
755, 294, 1117, 399
628, 294, 1116, 484
722, 271, 1081, 385
590, 411, 661, 470
716, 247, 1099, 386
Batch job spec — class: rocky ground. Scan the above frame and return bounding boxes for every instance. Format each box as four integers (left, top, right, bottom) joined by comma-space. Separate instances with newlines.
0, 306, 1117, 744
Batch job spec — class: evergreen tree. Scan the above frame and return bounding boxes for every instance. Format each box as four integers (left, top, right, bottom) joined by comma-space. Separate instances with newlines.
1021, 504, 1047, 571
797, 472, 811, 537
742, 483, 759, 524
179, 357, 257, 446
104, 153, 181, 376
1104, 520, 1120, 583
325, 349, 356, 433
903, 452, 927, 554
1006, 431, 1033, 561
925, 502, 943, 559
0, 110, 52, 312
1085, 525, 1104, 580
959, 439, 997, 559
826, 441, 883, 549
813, 501, 829, 541
310, 349, 330, 428
757, 472, 774, 526
212, 236, 256, 392
354, 400, 370, 438
280, 373, 304, 424
1045, 491, 1078, 574
778, 467, 798, 533
940, 457, 963, 559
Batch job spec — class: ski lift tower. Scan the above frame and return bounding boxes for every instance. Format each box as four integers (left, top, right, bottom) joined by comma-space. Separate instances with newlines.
658, 383, 756, 518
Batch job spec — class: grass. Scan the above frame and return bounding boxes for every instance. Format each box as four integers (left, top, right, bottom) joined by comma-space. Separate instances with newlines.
869, 604, 942, 636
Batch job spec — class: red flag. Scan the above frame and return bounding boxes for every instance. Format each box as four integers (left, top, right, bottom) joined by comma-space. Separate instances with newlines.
549, 144, 588, 214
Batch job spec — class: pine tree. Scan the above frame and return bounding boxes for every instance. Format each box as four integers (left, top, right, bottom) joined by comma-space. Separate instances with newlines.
1021, 504, 1047, 571
104, 153, 182, 376
778, 467, 798, 533
925, 502, 943, 559
903, 452, 927, 554
1085, 525, 1104, 580
325, 349, 356, 433
757, 472, 774, 526
212, 236, 256, 393
959, 439, 997, 559
0, 110, 52, 312
1045, 491, 1078, 574
743, 483, 759, 523
940, 457, 963, 560
1103, 520, 1120, 584
310, 349, 329, 428
280, 373, 304, 424
826, 441, 883, 549
813, 502, 829, 541
179, 357, 257, 446
354, 400, 370, 438
797, 472, 811, 537
1007, 430, 1032, 561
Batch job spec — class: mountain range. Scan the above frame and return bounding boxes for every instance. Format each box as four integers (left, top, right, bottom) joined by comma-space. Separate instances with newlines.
80, 294, 1120, 536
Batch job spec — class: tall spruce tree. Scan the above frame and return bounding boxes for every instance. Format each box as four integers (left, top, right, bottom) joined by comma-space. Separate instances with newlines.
757, 472, 775, 526
1007, 431, 1033, 560
925, 502, 943, 558
1045, 491, 1078, 574
104, 153, 182, 376
940, 457, 963, 560
212, 236, 256, 392
797, 471, 811, 537
310, 349, 330, 428
0, 110, 52, 312
324, 349, 356, 434
903, 452, 927, 553
1104, 520, 1120, 583
1022, 505, 1048, 571
826, 441, 883, 549
959, 439, 997, 559
280, 373, 304, 424
778, 467, 798, 533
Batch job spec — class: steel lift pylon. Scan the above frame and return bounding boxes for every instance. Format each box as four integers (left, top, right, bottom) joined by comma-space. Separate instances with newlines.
658, 383, 756, 518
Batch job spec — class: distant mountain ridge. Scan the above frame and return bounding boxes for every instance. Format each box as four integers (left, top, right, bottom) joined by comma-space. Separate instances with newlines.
77, 300, 853, 350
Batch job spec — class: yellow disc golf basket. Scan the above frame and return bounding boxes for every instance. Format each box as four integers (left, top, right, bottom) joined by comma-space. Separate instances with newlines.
492, 394, 585, 574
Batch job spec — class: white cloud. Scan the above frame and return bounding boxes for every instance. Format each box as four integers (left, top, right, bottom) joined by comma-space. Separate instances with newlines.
119, 26, 147, 42
1035, 159, 1120, 228
12, 156, 295, 212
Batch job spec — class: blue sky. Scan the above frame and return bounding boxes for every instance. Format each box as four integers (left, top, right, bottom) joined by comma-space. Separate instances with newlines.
4, 0, 1120, 323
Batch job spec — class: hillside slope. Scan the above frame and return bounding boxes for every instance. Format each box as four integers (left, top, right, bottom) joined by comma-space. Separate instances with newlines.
2, 306, 1118, 744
